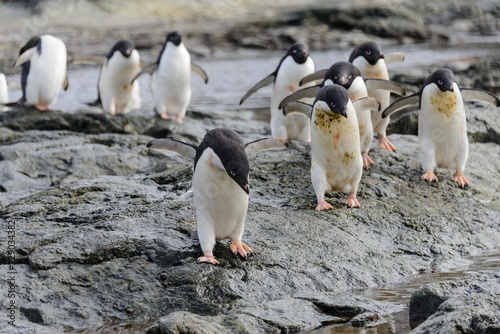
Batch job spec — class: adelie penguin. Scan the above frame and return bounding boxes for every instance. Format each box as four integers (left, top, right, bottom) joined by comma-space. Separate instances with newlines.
147, 129, 289, 264
382, 68, 500, 188
349, 41, 405, 152
88, 39, 141, 115
239, 43, 315, 142
283, 85, 380, 210
10, 34, 68, 111
131, 31, 208, 123
279, 61, 405, 169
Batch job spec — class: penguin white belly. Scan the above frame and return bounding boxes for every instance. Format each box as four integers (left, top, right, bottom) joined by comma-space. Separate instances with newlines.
348, 77, 373, 153
193, 149, 248, 252
271, 57, 315, 141
419, 85, 467, 170
0, 74, 7, 105
153, 47, 191, 118
25, 35, 66, 107
311, 105, 362, 193
99, 50, 140, 114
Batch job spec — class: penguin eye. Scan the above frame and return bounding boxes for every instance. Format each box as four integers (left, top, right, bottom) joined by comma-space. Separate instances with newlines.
330, 103, 336, 109
366, 50, 372, 56
334, 75, 338, 80
437, 80, 443, 85
348, 74, 352, 79
230, 170, 236, 176
293, 49, 297, 53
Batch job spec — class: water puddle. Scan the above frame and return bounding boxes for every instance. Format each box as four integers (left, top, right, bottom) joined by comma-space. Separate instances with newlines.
307, 252, 500, 333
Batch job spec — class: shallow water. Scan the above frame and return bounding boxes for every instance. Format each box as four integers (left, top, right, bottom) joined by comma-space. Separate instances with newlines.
5, 40, 500, 120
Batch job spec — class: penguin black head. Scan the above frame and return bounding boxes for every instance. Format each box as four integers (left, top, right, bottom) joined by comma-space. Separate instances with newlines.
20, 35, 42, 56
324, 61, 362, 89
425, 68, 455, 93
166, 31, 182, 46
349, 41, 384, 66
108, 39, 135, 59
315, 85, 350, 118
196, 129, 250, 195
287, 43, 310, 64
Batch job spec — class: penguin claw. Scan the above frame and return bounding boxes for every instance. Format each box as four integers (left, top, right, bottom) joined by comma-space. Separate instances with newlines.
422, 171, 439, 183
362, 152, 375, 169
197, 255, 219, 265
378, 136, 396, 152
343, 193, 360, 208
452, 172, 469, 188
230, 240, 253, 260
315, 198, 333, 211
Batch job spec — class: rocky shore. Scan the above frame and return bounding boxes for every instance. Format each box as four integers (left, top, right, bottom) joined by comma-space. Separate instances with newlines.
0, 0, 499, 333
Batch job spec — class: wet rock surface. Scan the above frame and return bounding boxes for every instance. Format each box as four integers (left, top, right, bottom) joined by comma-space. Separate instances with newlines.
409, 271, 500, 333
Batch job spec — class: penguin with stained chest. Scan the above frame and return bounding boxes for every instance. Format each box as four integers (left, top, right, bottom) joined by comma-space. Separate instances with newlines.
279, 61, 405, 168
349, 41, 405, 152
239, 43, 315, 142
132, 31, 208, 123
11, 34, 68, 110
147, 129, 288, 264
88, 39, 141, 115
382, 68, 500, 188
283, 85, 380, 210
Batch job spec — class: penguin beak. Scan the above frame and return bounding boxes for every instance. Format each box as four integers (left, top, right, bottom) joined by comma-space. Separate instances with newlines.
379, 53, 385, 59
340, 108, 348, 118
338, 75, 347, 85
447, 85, 454, 92
242, 183, 250, 195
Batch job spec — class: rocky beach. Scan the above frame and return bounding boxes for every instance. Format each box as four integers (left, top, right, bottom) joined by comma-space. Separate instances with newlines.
0, 0, 499, 333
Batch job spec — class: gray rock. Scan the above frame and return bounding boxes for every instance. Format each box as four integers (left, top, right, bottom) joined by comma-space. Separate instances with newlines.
410, 272, 500, 333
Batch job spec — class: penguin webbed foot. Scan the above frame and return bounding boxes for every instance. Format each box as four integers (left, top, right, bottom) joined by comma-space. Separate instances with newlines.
315, 197, 333, 211
378, 135, 396, 152
422, 170, 439, 183
230, 240, 253, 260
197, 252, 220, 265
452, 172, 469, 189
362, 152, 375, 169
343, 193, 360, 208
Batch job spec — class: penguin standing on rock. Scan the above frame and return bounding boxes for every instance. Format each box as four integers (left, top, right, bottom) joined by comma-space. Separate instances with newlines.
239, 43, 315, 142
283, 85, 380, 210
132, 31, 208, 123
279, 61, 405, 168
88, 39, 141, 115
147, 129, 288, 265
349, 41, 405, 152
11, 34, 68, 110
382, 68, 500, 188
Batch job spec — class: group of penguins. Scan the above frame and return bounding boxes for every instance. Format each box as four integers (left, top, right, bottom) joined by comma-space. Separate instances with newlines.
4, 31, 500, 265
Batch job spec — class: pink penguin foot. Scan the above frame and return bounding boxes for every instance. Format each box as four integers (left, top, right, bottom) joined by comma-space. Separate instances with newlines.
159, 113, 170, 120
197, 251, 219, 265
175, 115, 184, 124
315, 197, 333, 211
378, 135, 396, 152
362, 152, 375, 169
230, 240, 253, 259
343, 192, 360, 208
452, 172, 469, 188
422, 170, 439, 183
35, 104, 48, 111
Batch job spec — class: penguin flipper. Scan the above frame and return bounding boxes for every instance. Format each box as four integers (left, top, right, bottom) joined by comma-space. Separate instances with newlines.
278, 85, 321, 110
191, 63, 208, 84
353, 96, 381, 112
86, 98, 101, 107
239, 73, 275, 105
299, 69, 328, 86
131, 63, 158, 84
365, 79, 406, 96
245, 138, 289, 156
63, 76, 69, 91
381, 93, 420, 119
384, 52, 405, 64
147, 138, 197, 158
282, 101, 313, 118
13, 46, 38, 68
460, 87, 500, 107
